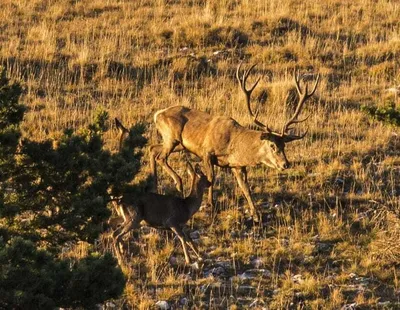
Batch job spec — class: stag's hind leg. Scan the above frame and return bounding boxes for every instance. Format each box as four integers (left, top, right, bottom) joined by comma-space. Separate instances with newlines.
203, 151, 215, 208
150, 143, 186, 194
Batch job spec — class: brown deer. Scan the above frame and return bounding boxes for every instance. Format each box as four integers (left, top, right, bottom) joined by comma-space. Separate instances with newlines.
112, 119, 211, 265
149, 63, 320, 221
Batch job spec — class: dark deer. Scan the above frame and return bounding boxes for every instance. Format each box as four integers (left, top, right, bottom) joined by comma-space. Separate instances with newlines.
112, 119, 211, 264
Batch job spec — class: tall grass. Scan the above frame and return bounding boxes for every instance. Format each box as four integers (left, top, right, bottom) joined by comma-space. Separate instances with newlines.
2, 0, 399, 307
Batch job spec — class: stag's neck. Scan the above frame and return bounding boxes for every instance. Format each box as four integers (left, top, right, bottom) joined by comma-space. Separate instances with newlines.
228, 130, 267, 165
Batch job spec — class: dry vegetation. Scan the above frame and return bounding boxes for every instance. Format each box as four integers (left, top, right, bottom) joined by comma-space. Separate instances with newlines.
2, 0, 400, 308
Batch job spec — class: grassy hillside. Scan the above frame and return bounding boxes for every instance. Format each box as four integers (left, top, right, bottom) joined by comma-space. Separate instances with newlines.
2, 0, 400, 308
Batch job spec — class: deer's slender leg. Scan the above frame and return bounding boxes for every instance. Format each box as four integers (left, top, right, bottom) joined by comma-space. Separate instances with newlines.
112, 212, 140, 258
232, 167, 259, 222
170, 226, 192, 264
183, 230, 202, 259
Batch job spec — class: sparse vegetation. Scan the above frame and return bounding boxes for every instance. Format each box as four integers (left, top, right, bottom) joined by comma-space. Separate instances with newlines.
1, 0, 399, 308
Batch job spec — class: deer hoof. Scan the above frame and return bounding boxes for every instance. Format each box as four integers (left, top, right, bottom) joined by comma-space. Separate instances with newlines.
175, 182, 183, 193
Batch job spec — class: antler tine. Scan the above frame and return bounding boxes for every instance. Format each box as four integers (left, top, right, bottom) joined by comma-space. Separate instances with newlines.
236, 62, 265, 129
281, 71, 320, 136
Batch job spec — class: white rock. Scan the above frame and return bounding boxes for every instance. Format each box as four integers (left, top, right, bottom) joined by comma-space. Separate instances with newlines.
189, 230, 201, 240
180, 297, 189, 305
238, 269, 271, 280
292, 274, 304, 284
155, 300, 170, 310
251, 257, 263, 268
169, 256, 178, 266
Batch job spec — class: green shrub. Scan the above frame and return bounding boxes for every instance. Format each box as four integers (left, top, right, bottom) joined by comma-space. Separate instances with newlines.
0, 66, 147, 308
362, 101, 400, 127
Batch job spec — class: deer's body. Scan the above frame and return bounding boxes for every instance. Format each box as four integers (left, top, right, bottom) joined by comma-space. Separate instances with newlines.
119, 181, 207, 230
154, 106, 283, 168
111, 122, 211, 265
151, 64, 320, 221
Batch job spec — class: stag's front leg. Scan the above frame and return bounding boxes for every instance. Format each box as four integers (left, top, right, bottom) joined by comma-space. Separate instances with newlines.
203, 152, 215, 207
232, 167, 260, 222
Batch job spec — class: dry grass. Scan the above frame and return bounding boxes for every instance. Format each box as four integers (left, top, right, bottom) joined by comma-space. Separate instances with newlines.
2, 0, 400, 308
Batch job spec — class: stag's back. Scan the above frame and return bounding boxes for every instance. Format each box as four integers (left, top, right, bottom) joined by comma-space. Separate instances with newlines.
154, 105, 245, 158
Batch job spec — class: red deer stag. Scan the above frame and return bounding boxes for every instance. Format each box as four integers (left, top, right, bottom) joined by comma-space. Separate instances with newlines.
150, 63, 320, 221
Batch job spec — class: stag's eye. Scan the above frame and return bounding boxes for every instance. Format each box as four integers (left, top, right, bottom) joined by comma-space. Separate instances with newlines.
270, 143, 277, 152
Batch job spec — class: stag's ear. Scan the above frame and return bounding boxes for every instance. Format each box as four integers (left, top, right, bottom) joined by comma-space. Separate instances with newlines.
115, 118, 128, 134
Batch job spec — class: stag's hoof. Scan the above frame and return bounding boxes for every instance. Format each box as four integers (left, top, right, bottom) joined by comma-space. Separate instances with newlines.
175, 182, 183, 194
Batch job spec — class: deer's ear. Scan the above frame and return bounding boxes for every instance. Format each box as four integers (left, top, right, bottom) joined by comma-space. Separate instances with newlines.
115, 118, 128, 134
194, 163, 202, 174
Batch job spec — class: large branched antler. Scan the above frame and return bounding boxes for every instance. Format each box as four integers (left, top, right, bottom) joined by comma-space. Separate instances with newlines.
280, 71, 320, 141
236, 63, 320, 139
236, 62, 271, 131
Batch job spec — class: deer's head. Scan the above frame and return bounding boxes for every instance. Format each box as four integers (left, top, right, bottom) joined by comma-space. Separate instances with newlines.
236, 62, 320, 171
115, 118, 129, 151
187, 163, 212, 192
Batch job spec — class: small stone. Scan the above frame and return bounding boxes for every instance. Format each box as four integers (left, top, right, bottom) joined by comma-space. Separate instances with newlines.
189, 230, 201, 240
105, 302, 116, 308
178, 274, 192, 281
292, 274, 304, 284
238, 269, 271, 280
155, 300, 170, 310
251, 257, 263, 269
180, 297, 188, 305
204, 266, 225, 277
348, 272, 357, 279
169, 256, 178, 266
341, 303, 357, 310
215, 260, 231, 269
237, 285, 255, 294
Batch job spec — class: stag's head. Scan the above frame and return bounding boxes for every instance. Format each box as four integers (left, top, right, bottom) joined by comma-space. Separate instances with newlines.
236, 62, 320, 171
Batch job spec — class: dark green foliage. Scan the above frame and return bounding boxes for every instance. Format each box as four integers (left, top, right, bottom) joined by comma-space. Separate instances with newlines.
0, 237, 68, 310
362, 101, 400, 127
0, 238, 125, 310
0, 67, 147, 308
66, 252, 125, 309
0, 67, 25, 180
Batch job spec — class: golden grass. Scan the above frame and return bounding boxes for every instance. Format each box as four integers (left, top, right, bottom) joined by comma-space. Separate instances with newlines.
2, 0, 400, 308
